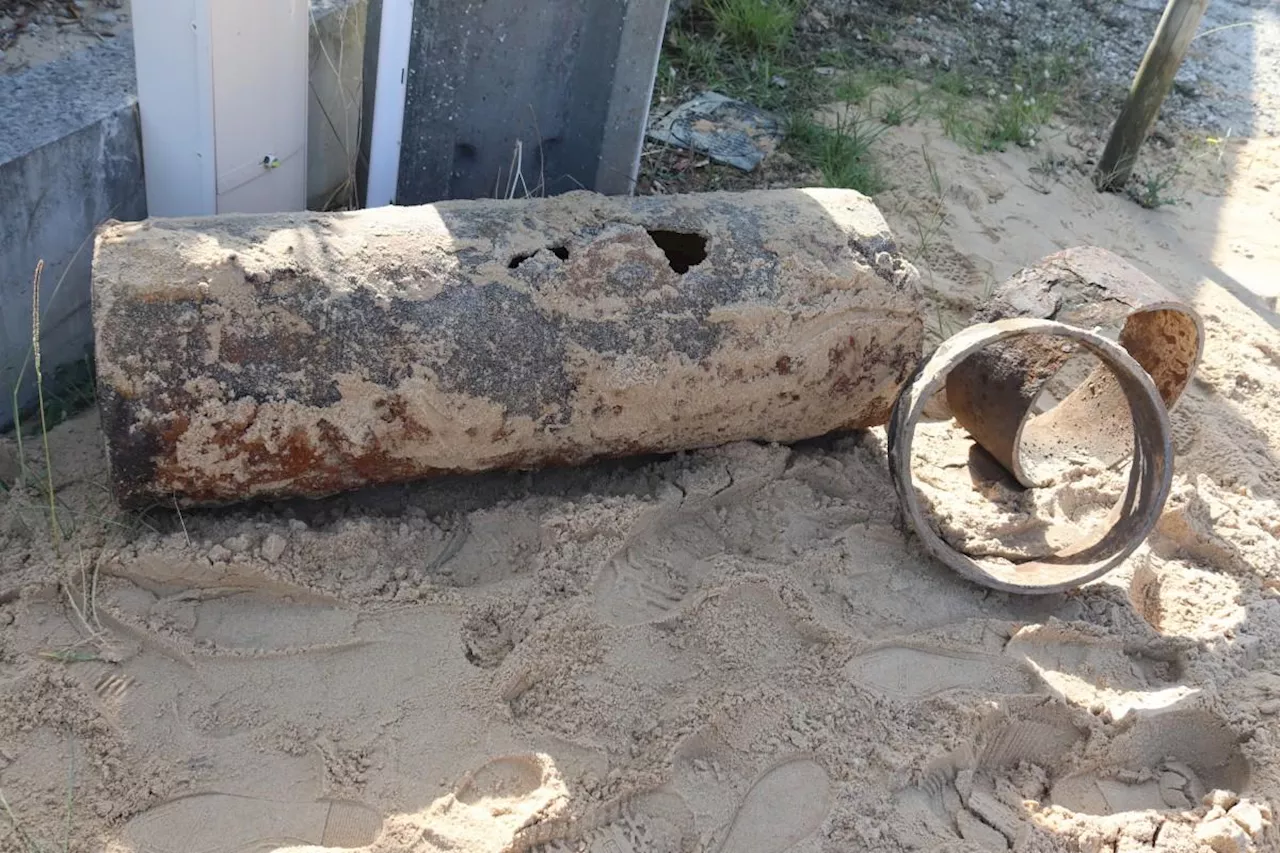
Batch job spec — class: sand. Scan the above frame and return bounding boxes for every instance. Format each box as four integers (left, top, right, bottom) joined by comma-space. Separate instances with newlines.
1, 121, 1279, 853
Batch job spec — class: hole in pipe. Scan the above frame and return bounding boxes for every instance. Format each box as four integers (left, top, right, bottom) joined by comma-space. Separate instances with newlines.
508, 246, 569, 269
647, 230, 708, 274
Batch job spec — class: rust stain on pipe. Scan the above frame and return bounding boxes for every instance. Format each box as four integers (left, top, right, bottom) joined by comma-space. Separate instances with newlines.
92, 189, 924, 508
945, 246, 1202, 487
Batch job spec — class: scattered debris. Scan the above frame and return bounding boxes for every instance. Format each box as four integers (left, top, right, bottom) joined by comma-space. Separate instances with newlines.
646, 91, 784, 172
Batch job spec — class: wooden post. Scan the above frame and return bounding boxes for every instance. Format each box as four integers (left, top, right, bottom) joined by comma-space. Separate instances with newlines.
1094, 0, 1210, 192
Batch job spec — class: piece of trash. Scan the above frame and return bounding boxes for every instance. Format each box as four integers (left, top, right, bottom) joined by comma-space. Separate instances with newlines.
771, 74, 788, 88
647, 91, 784, 172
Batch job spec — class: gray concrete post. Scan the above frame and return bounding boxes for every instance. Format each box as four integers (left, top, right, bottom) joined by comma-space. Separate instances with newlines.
361, 0, 669, 205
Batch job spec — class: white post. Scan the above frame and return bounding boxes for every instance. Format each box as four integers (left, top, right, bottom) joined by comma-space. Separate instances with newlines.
132, 0, 217, 217
132, 0, 309, 217
365, 0, 414, 207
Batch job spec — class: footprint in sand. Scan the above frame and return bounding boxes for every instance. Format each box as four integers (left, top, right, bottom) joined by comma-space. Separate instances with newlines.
455, 755, 547, 805
714, 756, 833, 853
435, 505, 543, 588
122, 793, 382, 852
103, 581, 364, 658
898, 704, 1254, 848
844, 645, 1038, 699
1049, 708, 1251, 815
432, 753, 572, 851
895, 705, 1086, 850
527, 791, 697, 853
528, 755, 832, 853
1003, 623, 1191, 718
846, 623, 1189, 715
591, 504, 723, 628
593, 446, 788, 628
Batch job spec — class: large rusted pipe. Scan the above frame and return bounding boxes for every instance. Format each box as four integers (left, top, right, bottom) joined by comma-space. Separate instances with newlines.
92, 188, 924, 509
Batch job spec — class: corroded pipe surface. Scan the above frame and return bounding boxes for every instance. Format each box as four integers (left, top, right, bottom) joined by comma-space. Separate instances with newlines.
888, 318, 1174, 594
92, 188, 923, 509
945, 246, 1202, 487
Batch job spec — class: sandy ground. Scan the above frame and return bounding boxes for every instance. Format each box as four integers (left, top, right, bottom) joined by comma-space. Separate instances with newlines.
2, 121, 1280, 853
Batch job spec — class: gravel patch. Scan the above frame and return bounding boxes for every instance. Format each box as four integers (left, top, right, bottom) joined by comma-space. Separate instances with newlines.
808, 0, 1280, 136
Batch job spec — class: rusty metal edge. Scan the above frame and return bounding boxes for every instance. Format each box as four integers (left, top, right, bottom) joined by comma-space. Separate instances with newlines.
946, 247, 1203, 489
887, 318, 1174, 595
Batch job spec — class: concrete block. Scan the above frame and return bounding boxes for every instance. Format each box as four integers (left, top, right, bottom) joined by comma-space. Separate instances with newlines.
383, 0, 670, 204
0, 34, 146, 432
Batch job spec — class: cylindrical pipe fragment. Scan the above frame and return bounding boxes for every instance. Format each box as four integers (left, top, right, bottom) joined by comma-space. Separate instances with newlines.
944, 246, 1202, 487
92, 188, 923, 508
888, 318, 1174, 594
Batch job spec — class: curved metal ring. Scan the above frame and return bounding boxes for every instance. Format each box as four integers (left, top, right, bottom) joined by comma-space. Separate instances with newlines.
886, 318, 1174, 595
944, 246, 1202, 488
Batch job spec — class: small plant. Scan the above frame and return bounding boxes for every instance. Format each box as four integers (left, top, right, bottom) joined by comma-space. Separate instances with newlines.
921, 144, 944, 200
936, 82, 1055, 153
1028, 149, 1069, 193
984, 85, 1056, 150
665, 27, 727, 91
867, 25, 894, 46
879, 89, 926, 127
816, 48, 851, 68
908, 209, 946, 259
936, 96, 985, 150
835, 75, 873, 105
787, 111, 887, 195
933, 70, 974, 97
907, 145, 948, 258
705, 0, 797, 54
725, 51, 792, 110
1127, 165, 1183, 209
871, 66, 908, 86
655, 54, 680, 101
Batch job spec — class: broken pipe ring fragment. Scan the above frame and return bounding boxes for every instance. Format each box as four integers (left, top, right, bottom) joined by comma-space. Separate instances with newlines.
943, 246, 1202, 489
886, 318, 1174, 595
91, 188, 924, 509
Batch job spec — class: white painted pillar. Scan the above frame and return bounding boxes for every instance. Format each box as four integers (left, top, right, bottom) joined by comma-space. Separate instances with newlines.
364, 0, 413, 207
132, 0, 309, 217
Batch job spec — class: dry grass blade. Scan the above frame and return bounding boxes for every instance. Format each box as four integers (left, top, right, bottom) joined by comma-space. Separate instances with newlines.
57, 550, 112, 658
30, 260, 64, 544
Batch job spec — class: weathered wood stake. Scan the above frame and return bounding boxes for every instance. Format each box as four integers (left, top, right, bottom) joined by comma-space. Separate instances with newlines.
1095, 0, 1210, 192
92, 189, 923, 508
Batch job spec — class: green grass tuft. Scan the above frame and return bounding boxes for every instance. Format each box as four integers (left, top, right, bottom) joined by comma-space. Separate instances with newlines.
1127, 168, 1183, 209
932, 70, 974, 97
984, 85, 1056, 150
786, 110, 887, 195
878, 89, 926, 127
705, 0, 797, 54
835, 75, 873, 105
